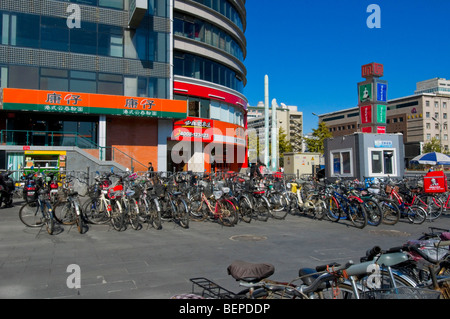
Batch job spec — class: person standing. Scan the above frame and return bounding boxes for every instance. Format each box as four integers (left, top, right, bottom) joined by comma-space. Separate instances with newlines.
148, 162, 154, 177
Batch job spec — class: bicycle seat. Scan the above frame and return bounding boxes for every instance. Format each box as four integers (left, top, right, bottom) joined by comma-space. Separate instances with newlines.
227, 261, 275, 282
68, 191, 78, 197
172, 191, 182, 196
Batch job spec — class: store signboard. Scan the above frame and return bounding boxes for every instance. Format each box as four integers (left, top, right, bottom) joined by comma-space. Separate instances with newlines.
172, 117, 245, 146
172, 117, 214, 143
0, 88, 187, 119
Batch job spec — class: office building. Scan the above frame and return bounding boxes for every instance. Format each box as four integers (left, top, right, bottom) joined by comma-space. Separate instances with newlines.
0, 0, 248, 173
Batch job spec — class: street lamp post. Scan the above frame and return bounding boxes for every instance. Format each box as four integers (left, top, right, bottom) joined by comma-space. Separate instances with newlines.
432, 116, 443, 152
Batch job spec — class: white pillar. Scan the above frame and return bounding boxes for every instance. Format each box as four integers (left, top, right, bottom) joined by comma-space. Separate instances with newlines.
264, 75, 269, 167
98, 115, 106, 161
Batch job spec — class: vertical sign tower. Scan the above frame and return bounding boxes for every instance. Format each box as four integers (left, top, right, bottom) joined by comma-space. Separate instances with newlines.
358, 63, 388, 133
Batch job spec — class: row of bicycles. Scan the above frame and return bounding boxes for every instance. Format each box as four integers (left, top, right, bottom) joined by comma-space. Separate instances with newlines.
14, 167, 450, 234
281, 174, 450, 229
181, 227, 450, 299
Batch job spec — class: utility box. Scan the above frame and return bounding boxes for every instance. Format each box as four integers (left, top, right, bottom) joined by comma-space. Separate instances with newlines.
283, 152, 323, 178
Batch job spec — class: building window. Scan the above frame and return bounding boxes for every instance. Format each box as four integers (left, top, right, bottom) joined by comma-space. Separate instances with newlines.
0, 66, 7, 88
427, 134, 431, 140
435, 101, 439, 108
330, 149, 353, 177
426, 123, 431, 129
369, 149, 395, 176
426, 101, 430, 107
426, 112, 430, 118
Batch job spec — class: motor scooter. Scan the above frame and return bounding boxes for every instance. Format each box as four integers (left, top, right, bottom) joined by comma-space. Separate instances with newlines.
0, 165, 15, 208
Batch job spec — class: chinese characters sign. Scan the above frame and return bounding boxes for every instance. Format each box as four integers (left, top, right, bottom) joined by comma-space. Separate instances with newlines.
172, 117, 214, 143
362, 62, 384, 78
0, 88, 187, 119
172, 117, 246, 146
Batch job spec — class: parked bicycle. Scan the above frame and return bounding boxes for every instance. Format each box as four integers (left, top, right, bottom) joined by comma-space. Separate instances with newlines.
156, 175, 190, 229
188, 179, 238, 227
53, 173, 88, 234
324, 179, 368, 229
19, 173, 56, 235
83, 170, 124, 231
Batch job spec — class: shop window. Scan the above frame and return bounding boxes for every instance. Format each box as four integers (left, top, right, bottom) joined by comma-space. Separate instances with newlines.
330, 149, 352, 177
188, 100, 200, 118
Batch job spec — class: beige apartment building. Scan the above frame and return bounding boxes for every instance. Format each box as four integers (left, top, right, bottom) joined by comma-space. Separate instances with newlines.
247, 102, 304, 162
318, 78, 450, 165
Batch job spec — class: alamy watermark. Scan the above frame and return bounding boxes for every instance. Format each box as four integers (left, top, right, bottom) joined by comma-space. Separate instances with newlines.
367, 4, 381, 29
66, 264, 81, 289
66, 4, 81, 29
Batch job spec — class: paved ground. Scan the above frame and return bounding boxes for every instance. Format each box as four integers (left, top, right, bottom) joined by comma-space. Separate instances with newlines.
1, 199, 450, 299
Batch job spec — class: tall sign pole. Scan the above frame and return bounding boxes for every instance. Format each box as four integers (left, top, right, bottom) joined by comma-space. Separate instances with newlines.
358, 63, 388, 134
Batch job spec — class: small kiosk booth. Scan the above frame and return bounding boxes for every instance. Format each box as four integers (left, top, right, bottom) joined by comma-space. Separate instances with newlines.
324, 133, 405, 181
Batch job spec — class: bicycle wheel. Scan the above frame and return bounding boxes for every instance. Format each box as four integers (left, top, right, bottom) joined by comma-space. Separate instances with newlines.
364, 198, 383, 226
267, 192, 289, 219
286, 191, 300, 215
110, 200, 124, 231
54, 201, 77, 225
253, 196, 270, 222
189, 194, 207, 221
19, 202, 44, 227
45, 205, 54, 235
407, 205, 427, 224
174, 198, 190, 229
379, 199, 400, 225
218, 199, 238, 227
127, 199, 141, 230
75, 203, 84, 234
238, 195, 252, 223
348, 201, 367, 229
313, 199, 327, 220
83, 198, 110, 225
149, 199, 162, 230
415, 194, 443, 221
325, 196, 340, 222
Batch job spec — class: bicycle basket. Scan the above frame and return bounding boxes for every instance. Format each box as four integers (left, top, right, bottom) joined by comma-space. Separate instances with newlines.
154, 183, 166, 197
360, 287, 442, 299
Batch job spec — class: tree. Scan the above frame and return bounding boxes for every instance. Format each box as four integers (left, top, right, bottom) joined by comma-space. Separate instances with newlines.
305, 122, 332, 154
422, 137, 442, 153
278, 127, 292, 167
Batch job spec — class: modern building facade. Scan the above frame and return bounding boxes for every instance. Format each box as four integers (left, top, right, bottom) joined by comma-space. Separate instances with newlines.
318, 79, 450, 165
0, 0, 248, 173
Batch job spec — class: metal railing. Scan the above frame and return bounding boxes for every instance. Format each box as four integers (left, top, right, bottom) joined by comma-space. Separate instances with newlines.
0, 129, 147, 172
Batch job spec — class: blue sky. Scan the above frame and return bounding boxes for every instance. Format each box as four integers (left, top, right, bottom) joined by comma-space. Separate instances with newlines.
243, 0, 450, 134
